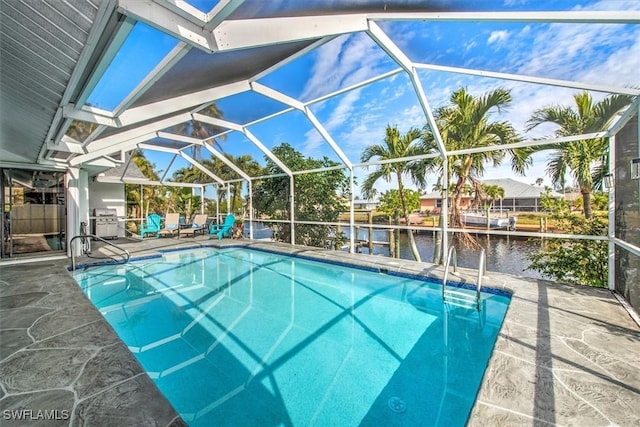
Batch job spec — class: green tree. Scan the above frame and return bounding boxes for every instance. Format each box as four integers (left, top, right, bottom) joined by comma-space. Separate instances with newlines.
126, 149, 164, 218
481, 184, 505, 210
528, 191, 607, 287
360, 125, 425, 261
526, 91, 631, 219
419, 87, 528, 245
227, 154, 262, 216
377, 189, 421, 257
254, 143, 349, 248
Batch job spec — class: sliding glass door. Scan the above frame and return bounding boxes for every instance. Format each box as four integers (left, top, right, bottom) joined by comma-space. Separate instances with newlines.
1, 169, 66, 258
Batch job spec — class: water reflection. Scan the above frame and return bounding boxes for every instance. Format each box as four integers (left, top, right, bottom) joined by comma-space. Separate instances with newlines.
343, 228, 544, 279
249, 222, 544, 279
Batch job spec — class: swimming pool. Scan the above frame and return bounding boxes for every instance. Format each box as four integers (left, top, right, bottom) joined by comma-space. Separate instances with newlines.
72, 247, 510, 426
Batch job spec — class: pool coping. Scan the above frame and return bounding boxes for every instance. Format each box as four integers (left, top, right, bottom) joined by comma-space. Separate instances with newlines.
2, 237, 639, 426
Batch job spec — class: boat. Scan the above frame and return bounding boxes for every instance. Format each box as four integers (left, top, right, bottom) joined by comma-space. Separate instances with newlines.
462, 213, 509, 228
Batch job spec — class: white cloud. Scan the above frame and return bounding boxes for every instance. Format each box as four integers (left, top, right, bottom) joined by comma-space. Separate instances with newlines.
300, 33, 390, 101
488, 30, 510, 45
297, 0, 640, 193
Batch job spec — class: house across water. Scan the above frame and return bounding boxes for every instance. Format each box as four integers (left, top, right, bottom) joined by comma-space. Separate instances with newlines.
419, 178, 562, 214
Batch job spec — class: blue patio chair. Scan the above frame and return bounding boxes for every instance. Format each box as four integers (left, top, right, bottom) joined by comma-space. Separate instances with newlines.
140, 213, 161, 239
209, 214, 235, 240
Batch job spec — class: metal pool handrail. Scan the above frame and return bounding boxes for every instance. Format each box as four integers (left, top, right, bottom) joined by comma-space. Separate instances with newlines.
443, 245, 485, 311
476, 248, 486, 311
70, 234, 130, 271
442, 245, 457, 298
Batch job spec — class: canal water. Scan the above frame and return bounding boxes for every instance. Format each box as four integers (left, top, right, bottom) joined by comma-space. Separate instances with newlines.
248, 222, 544, 280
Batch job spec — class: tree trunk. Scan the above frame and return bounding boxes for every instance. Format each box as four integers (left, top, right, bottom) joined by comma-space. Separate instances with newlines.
393, 212, 400, 258
450, 172, 480, 248
397, 174, 421, 262
582, 190, 592, 219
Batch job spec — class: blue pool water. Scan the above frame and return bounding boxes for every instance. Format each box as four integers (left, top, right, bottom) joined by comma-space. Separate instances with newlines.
73, 247, 510, 426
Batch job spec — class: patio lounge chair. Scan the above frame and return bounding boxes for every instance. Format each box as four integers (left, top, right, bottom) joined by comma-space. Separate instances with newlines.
140, 213, 161, 239
179, 214, 209, 238
158, 213, 180, 238
209, 214, 235, 240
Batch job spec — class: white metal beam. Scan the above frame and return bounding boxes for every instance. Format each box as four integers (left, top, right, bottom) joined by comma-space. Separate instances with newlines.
159, 154, 177, 182
607, 133, 616, 291
76, 16, 136, 108
204, 0, 245, 30
119, 80, 249, 127
114, 42, 193, 114
367, 11, 640, 24
152, 0, 208, 24
251, 82, 353, 168
251, 82, 305, 110
117, 0, 217, 52
82, 111, 192, 153
156, 131, 202, 145
119, 152, 135, 181
179, 152, 225, 184
307, 68, 403, 105
192, 114, 243, 132
62, 104, 119, 127
243, 128, 292, 176
48, 135, 85, 154
70, 132, 153, 166
448, 132, 608, 157
414, 63, 640, 97
367, 22, 448, 156
250, 37, 333, 83
137, 143, 179, 154
304, 108, 353, 168
214, 15, 368, 51
95, 175, 207, 187
41, 1, 120, 159
157, 130, 253, 181
607, 97, 640, 136
202, 140, 252, 181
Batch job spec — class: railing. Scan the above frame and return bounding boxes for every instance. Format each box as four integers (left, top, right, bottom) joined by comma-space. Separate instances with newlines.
70, 234, 130, 271
476, 248, 486, 310
442, 245, 457, 299
442, 245, 485, 311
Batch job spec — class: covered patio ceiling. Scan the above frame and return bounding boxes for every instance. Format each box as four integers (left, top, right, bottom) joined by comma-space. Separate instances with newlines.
1, 0, 639, 186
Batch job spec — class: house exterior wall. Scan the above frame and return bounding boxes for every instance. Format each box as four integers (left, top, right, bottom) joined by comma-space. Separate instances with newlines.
420, 197, 471, 213
88, 181, 126, 238
614, 114, 639, 313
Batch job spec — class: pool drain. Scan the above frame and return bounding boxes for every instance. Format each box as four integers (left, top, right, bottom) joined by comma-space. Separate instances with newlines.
388, 396, 406, 413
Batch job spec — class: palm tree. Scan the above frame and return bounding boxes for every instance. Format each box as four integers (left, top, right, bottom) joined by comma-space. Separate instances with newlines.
229, 154, 261, 215
482, 184, 505, 210
361, 125, 426, 261
418, 87, 528, 245
526, 91, 632, 218
130, 150, 162, 217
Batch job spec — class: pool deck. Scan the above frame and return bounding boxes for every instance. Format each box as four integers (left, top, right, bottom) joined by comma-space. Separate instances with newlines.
1, 235, 639, 426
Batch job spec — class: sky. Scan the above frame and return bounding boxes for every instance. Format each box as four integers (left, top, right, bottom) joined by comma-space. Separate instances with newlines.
86, 0, 640, 199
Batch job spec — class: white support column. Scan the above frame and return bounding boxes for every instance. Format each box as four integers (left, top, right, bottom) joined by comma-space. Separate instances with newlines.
441, 158, 449, 264
290, 175, 295, 245
226, 185, 231, 213
349, 170, 355, 253
215, 185, 220, 223
248, 179, 254, 240
66, 168, 89, 256
200, 186, 204, 214
608, 135, 616, 291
